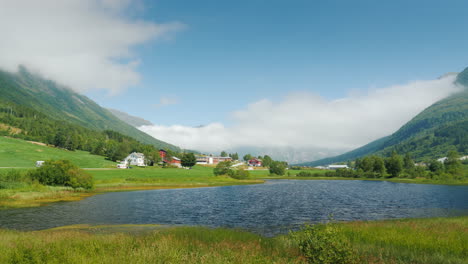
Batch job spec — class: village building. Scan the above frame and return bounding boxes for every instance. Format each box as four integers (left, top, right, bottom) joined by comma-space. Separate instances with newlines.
248, 158, 262, 167
326, 164, 349, 170
123, 152, 146, 166
196, 155, 232, 165
159, 149, 182, 167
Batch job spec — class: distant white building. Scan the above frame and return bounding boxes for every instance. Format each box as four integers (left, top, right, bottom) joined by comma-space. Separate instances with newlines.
327, 164, 349, 170
437, 156, 468, 163
124, 152, 146, 166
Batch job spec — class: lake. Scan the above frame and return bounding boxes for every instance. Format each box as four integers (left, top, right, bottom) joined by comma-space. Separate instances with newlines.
1, 180, 467, 236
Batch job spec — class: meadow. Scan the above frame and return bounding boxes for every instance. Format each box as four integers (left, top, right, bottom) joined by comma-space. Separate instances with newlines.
0, 217, 465, 264
0, 136, 115, 168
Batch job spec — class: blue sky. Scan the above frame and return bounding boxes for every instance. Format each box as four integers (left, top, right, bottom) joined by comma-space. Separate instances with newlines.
1, 0, 467, 160
85, 0, 468, 126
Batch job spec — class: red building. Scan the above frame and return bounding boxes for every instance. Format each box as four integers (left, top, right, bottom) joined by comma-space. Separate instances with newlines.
159, 149, 181, 167
248, 158, 262, 167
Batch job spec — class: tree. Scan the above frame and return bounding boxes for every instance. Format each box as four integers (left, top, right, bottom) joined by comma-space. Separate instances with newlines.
220, 151, 228, 157
385, 151, 403, 177
231, 153, 239, 160
28, 160, 93, 189
269, 161, 286, 175
262, 155, 273, 168
243, 154, 253, 162
181, 153, 197, 168
213, 161, 233, 175
428, 159, 444, 173
372, 156, 386, 177
403, 153, 415, 171
444, 150, 463, 177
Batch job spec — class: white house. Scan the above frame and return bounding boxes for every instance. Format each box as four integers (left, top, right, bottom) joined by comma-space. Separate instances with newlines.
124, 152, 146, 166
327, 164, 349, 170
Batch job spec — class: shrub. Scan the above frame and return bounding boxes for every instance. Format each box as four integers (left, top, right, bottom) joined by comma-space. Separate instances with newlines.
228, 169, 250, 179
213, 161, 233, 176
292, 223, 358, 264
269, 161, 286, 175
28, 160, 94, 189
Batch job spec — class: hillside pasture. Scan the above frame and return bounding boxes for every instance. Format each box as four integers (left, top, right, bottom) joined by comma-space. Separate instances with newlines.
0, 136, 115, 168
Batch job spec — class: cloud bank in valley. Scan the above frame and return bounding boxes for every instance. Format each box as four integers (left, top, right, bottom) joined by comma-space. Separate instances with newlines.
140, 75, 462, 157
0, 0, 184, 94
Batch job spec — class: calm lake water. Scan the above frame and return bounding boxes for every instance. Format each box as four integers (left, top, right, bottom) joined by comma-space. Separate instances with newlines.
1, 180, 467, 236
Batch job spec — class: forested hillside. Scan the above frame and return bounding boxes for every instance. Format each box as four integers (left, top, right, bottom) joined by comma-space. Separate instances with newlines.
299, 68, 468, 166
0, 67, 179, 151
0, 100, 163, 163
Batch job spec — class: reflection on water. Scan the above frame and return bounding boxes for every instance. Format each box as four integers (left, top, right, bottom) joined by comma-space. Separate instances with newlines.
0, 180, 467, 236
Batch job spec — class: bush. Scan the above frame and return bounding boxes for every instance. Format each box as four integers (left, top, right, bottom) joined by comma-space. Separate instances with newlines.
213, 161, 233, 176
269, 161, 287, 175
228, 169, 250, 179
292, 223, 358, 264
28, 160, 94, 189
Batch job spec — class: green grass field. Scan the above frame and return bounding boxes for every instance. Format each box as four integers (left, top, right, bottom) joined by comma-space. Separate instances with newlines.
89, 166, 263, 190
0, 217, 465, 263
0, 136, 115, 168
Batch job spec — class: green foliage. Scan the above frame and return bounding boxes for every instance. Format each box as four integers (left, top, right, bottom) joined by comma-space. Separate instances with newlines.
299, 87, 468, 167
230, 153, 239, 160
220, 151, 228, 157
0, 68, 179, 151
262, 155, 273, 168
181, 153, 197, 168
28, 160, 93, 189
243, 154, 253, 162
228, 168, 250, 179
444, 150, 464, 178
213, 161, 233, 176
269, 161, 287, 175
385, 152, 403, 178
292, 223, 358, 264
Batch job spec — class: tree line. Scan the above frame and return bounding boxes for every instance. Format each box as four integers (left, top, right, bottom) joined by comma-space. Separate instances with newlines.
0, 100, 174, 165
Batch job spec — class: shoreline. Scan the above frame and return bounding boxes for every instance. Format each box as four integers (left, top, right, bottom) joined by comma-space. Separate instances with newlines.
255, 175, 468, 186
1, 174, 466, 210
0, 180, 264, 210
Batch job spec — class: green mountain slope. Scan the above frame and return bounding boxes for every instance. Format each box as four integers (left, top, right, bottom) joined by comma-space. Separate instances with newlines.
0, 67, 179, 151
107, 108, 153, 127
299, 69, 468, 166
0, 137, 115, 168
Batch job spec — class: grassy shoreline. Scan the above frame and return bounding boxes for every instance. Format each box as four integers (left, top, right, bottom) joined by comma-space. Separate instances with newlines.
254, 175, 468, 186
0, 216, 466, 263
2, 164, 466, 210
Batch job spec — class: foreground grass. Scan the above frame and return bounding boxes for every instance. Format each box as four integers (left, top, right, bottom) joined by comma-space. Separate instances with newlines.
0, 217, 465, 263
0, 226, 303, 264
340, 217, 468, 264
0, 136, 115, 168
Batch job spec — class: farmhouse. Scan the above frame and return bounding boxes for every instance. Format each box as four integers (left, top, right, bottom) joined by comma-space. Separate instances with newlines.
196, 155, 232, 165
124, 152, 146, 167
159, 149, 182, 167
327, 164, 349, 170
248, 158, 262, 167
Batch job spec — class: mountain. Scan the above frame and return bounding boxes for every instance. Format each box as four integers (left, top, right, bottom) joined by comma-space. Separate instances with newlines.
0, 67, 180, 151
299, 69, 468, 166
107, 108, 153, 127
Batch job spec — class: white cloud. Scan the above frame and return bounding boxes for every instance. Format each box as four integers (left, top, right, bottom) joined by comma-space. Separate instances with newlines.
0, 0, 184, 94
140, 75, 462, 160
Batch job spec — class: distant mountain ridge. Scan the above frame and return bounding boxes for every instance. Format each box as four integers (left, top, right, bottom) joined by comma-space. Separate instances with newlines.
107, 108, 153, 127
0, 67, 180, 151
298, 68, 468, 166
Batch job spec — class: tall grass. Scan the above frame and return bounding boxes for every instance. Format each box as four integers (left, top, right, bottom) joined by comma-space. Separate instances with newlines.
0, 217, 465, 263
0, 227, 304, 264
